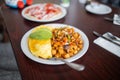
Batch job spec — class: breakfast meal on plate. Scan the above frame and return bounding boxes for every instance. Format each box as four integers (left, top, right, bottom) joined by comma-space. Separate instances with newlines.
28, 25, 83, 59
24, 3, 62, 20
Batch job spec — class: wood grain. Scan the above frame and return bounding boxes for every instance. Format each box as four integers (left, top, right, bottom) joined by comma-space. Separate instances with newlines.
1, 0, 120, 80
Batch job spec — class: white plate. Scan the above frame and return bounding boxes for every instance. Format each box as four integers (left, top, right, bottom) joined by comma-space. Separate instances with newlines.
21, 23, 89, 65
85, 4, 112, 15
21, 3, 67, 22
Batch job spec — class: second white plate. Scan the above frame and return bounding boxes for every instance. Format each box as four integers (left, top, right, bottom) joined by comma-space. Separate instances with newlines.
85, 4, 112, 15
22, 3, 67, 22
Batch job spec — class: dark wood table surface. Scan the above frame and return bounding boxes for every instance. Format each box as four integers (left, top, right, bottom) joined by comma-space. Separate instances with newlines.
1, 0, 120, 80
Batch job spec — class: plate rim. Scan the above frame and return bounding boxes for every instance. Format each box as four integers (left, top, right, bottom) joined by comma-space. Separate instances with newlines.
21, 3, 67, 22
21, 23, 89, 65
85, 4, 112, 15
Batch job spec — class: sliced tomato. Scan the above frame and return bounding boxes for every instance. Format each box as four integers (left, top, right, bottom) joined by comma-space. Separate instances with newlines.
17, 1, 24, 9
26, 0, 33, 5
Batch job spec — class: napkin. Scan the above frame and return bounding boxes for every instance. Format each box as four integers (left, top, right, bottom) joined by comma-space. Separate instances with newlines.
94, 32, 120, 57
113, 14, 120, 25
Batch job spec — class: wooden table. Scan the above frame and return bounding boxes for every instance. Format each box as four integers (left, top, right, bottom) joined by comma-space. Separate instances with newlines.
1, 0, 120, 80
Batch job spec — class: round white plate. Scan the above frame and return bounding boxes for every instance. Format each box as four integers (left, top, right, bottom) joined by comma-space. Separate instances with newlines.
21, 3, 67, 22
21, 23, 89, 65
85, 4, 112, 15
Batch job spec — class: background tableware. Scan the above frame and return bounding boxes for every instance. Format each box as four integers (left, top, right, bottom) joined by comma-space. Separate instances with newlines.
93, 31, 120, 46
60, 0, 70, 7
94, 32, 120, 57
22, 3, 67, 22
85, 3, 112, 15
107, 33, 120, 42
